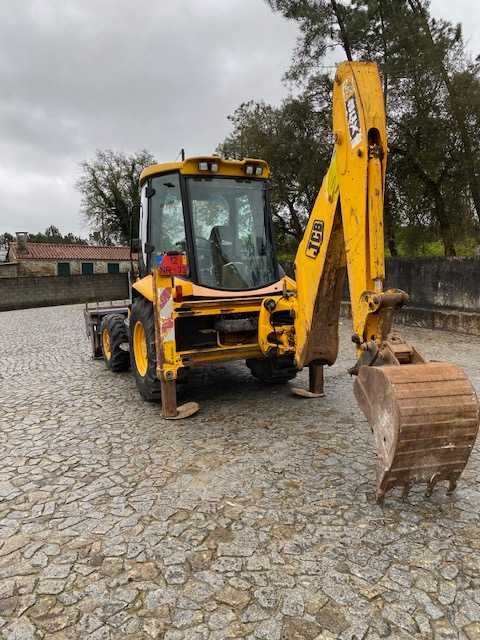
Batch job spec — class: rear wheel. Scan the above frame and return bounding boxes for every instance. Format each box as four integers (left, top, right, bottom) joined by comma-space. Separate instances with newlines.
130, 298, 162, 402
100, 314, 130, 372
246, 356, 298, 384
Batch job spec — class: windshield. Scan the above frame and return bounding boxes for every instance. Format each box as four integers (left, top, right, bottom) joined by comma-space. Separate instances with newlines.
186, 177, 278, 290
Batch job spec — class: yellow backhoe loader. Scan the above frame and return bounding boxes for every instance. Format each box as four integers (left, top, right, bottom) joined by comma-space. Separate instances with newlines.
85, 61, 479, 502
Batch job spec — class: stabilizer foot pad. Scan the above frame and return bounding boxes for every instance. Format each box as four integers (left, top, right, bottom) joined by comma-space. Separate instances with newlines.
292, 388, 325, 399
164, 402, 200, 420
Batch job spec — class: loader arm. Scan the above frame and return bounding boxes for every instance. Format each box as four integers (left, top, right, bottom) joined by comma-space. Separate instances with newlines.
293, 62, 479, 502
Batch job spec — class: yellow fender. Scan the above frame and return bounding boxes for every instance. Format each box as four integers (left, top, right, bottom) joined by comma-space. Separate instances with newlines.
132, 274, 154, 302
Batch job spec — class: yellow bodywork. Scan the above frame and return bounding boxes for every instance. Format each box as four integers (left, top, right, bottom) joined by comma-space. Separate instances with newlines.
150, 269, 278, 381
132, 273, 287, 303
135, 61, 393, 380
140, 156, 270, 185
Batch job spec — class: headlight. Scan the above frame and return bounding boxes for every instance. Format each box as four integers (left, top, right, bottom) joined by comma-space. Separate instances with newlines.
198, 161, 218, 172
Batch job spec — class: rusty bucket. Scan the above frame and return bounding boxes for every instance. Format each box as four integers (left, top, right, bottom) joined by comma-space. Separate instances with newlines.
354, 362, 480, 502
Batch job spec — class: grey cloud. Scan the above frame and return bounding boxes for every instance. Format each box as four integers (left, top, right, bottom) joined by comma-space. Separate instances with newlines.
2, 0, 476, 237
0, 0, 299, 235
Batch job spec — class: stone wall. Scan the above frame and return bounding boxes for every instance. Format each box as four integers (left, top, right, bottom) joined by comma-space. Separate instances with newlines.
385, 257, 479, 312
0, 262, 18, 278
284, 256, 480, 335
340, 302, 480, 336
0, 273, 129, 312
283, 257, 480, 311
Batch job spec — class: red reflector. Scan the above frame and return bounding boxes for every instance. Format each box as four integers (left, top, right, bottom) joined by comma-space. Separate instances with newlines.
174, 285, 183, 301
157, 253, 188, 276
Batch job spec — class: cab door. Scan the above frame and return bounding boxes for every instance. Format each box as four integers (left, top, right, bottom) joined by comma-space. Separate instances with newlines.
138, 183, 149, 275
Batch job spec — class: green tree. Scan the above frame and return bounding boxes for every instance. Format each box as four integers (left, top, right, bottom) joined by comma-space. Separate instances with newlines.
0, 232, 14, 249
267, 0, 480, 255
88, 230, 114, 246
28, 227, 87, 244
77, 149, 155, 244
218, 84, 332, 252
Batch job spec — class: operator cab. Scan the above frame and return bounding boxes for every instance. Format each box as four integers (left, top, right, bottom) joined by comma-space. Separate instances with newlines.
138, 156, 279, 291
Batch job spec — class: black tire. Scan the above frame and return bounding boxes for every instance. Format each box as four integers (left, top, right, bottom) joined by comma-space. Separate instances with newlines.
100, 314, 130, 372
129, 298, 162, 402
246, 356, 298, 384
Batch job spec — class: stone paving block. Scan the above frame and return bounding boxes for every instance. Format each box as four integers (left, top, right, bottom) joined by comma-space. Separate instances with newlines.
2, 305, 480, 638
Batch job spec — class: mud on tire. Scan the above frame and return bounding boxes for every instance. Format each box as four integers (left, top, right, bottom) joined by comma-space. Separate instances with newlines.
100, 314, 130, 372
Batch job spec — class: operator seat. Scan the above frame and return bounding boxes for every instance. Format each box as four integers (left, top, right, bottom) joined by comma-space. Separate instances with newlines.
209, 225, 244, 288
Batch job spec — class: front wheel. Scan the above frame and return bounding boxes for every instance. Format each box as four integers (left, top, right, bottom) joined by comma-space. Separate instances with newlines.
130, 298, 162, 402
246, 356, 298, 384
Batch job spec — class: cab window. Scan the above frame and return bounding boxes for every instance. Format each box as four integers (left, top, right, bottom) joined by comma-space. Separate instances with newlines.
149, 173, 186, 260
186, 177, 278, 290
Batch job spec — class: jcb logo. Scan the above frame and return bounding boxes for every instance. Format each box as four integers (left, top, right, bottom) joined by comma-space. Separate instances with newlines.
343, 80, 362, 148
346, 96, 361, 147
306, 220, 324, 259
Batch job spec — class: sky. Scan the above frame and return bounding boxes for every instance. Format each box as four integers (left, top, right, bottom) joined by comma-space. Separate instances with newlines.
0, 0, 479, 238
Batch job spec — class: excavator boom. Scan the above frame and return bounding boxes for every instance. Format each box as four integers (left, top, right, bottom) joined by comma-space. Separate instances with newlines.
293, 62, 479, 501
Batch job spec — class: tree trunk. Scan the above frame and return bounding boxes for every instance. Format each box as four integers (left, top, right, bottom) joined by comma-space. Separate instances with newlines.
442, 238, 457, 257
286, 199, 305, 240
330, 0, 353, 61
433, 191, 456, 256
391, 144, 455, 256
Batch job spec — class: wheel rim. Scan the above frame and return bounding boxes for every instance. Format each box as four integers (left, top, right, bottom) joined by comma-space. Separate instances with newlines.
133, 321, 149, 377
102, 328, 112, 360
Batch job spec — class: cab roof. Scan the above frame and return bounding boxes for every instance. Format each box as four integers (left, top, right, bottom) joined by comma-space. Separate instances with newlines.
140, 155, 271, 185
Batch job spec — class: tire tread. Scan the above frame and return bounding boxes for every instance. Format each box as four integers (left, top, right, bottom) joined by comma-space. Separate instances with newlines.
101, 314, 130, 372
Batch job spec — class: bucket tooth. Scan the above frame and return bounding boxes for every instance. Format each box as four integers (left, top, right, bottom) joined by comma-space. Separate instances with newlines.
354, 363, 480, 501
447, 478, 457, 495
401, 482, 413, 500
425, 472, 440, 497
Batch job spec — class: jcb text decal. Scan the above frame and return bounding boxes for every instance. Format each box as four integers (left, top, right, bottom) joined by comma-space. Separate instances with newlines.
343, 80, 362, 148
306, 220, 324, 259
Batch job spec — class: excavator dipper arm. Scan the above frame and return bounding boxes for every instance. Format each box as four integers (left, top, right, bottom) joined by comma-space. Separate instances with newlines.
293, 62, 479, 502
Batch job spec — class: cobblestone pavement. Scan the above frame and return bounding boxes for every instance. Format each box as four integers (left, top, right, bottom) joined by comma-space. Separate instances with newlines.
1, 304, 480, 640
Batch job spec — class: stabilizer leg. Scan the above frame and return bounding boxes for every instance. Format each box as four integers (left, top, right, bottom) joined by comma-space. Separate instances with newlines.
309, 363, 325, 395
161, 377, 199, 420
292, 363, 325, 399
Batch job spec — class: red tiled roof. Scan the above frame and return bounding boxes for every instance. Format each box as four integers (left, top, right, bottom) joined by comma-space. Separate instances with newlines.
9, 242, 132, 261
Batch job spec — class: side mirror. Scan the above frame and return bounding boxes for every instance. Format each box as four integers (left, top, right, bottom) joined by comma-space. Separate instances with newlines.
131, 238, 140, 252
